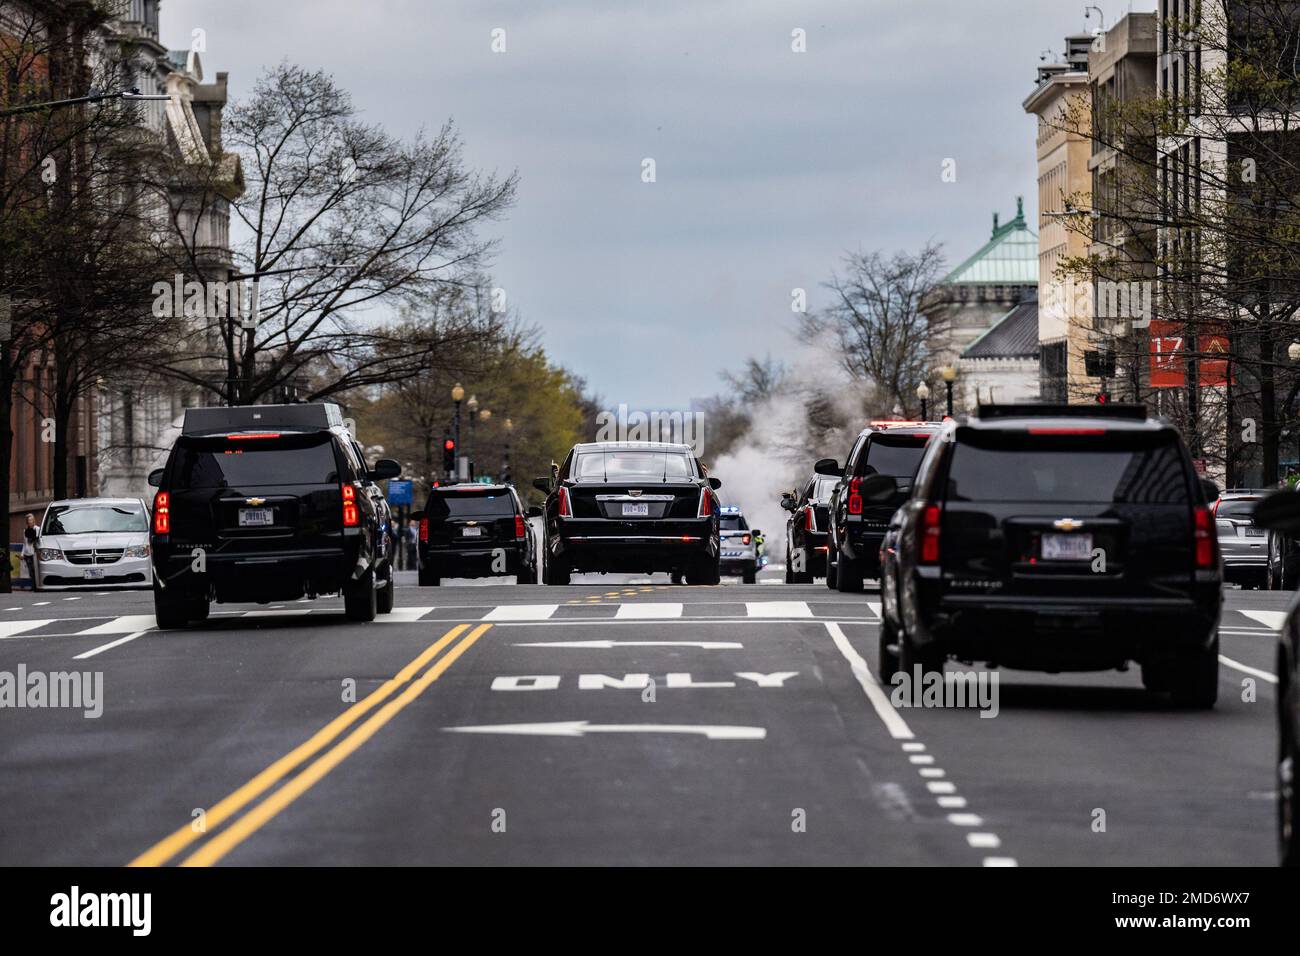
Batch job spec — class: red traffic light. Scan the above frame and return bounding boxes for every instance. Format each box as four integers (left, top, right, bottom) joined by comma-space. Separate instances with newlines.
444, 438, 456, 450
1096, 392, 1110, 404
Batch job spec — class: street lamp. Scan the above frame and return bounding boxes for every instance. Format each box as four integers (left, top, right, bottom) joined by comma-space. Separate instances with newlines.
450, 384, 465, 480
503, 417, 514, 485
1289, 342, 1300, 363
916, 382, 931, 421
940, 365, 958, 416
0, 87, 171, 118
466, 395, 479, 480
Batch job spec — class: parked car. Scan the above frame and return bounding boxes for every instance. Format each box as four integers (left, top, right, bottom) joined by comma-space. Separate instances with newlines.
781, 474, 837, 583
34, 498, 153, 590
415, 483, 540, 585
876, 404, 1223, 707
1212, 489, 1270, 588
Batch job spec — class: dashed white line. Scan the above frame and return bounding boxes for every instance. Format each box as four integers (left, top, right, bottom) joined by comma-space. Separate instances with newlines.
1219, 654, 1278, 684
968, 833, 1002, 849
947, 813, 984, 827
74, 629, 150, 660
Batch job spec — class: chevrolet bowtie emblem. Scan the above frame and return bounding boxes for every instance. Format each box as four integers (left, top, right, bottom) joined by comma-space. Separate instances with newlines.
245, 497, 266, 506
628, 490, 642, 497
1053, 518, 1084, 531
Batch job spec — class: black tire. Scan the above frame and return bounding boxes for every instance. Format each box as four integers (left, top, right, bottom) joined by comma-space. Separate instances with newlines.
670, 571, 684, 585
825, 548, 839, 589
153, 584, 192, 630
742, 566, 757, 584
1167, 637, 1219, 709
418, 563, 439, 587
899, 630, 944, 681
344, 567, 377, 622
376, 565, 395, 614
878, 616, 901, 682
835, 549, 865, 593
1281, 681, 1299, 866
687, 555, 721, 586
517, 558, 538, 584
544, 552, 571, 586
188, 597, 210, 622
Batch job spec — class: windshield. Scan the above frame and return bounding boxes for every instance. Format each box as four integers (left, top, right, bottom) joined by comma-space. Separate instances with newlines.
574, 451, 693, 482
720, 515, 748, 531
43, 504, 148, 535
171, 435, 340, 489
428, 491, 516, 518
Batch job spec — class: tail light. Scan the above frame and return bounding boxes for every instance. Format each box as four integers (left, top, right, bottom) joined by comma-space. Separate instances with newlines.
515, 514, 527, 538
558, 486, 572, 518
419, 516, 428, 542
341, 484, 359, 527
698, 487, 714, 517
1194, 505, 1215, 569
741, 533, 751, 545
847, 477, 863, 515
153, 491, 170, 534
918, 504, 942, 565
804, 507, 815, 532
1210, 498, 1220, 515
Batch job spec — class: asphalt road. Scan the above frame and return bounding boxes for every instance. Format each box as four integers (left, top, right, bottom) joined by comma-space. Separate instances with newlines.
0, 568, 1284, 866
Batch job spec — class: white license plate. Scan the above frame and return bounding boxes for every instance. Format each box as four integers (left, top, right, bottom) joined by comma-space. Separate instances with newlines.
622, 503, 650, 517
1245, 527, 1265, 537
239, 507, 274, 527
82, 568, 105, 580
461, 526, 483, 537
1041, 533, 1093, 560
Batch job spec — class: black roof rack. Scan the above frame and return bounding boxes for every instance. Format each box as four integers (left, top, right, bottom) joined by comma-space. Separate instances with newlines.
182, 403, 345, 436
976, 403, 1147, 421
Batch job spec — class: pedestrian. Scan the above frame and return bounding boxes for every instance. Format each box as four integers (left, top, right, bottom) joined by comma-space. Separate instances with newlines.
406, 518, 420, 569
21, 513, 39, 589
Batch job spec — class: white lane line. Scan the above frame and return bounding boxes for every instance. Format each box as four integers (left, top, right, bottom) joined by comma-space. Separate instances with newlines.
482, 604, 559, 621
1239, 610, 1287, 630
968, 833, 1001, 848
513, 639, 742, 649
614, 602, 683, 619
746, 601, 812, 618
902, 742, 926, 752
909, 754, 935, 764
63, 596, 81, 601
376, 606, 436, 624
1219, 654, 1278, 684
444, 721, 766, 740
34, 601, 50, 606
947, 813, 984, 827
74, 630, 150, 660
927, 781, 957, 794
919, 767, 946, 778
485, 617, 875, 627
983, 857, 1019, 867
242, 609, 313, 619
937, 796, 968, 808
76, 615, 156, 635
824, 621, 913, 740
0, 619, 55, 639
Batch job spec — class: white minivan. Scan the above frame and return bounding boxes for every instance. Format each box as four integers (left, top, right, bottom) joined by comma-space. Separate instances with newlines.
34, 498, 153, 590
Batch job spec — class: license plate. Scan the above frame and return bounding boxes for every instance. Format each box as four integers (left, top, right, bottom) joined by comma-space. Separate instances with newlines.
82, 568, 105, 580
239, 508, 274, 527
622, 503, 649, 517
1245, 527, 1265, 537
1041, 532, 1093, 560
461, 526, 482, 537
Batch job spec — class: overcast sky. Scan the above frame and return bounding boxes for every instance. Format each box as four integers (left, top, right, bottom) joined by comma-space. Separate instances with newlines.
163, 0, 1153, 409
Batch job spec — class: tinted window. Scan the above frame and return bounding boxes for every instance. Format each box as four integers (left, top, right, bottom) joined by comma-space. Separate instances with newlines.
171, 435, 340, 489
574, 451, 693, 481
720, 515, 748, 531
861, 436, 930, 478
946, 433, 1190, 504
43, 504, 147, 535
429, 491, 516, 519
811, 477, 838, 502
1216, 498, 1261, 518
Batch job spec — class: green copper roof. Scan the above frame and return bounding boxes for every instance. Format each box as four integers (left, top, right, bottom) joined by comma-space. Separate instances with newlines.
941, 197, 1039, 286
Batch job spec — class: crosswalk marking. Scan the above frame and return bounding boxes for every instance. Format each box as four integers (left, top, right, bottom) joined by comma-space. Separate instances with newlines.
614, 603, 683, 619
1239, 609, 1287, 630
744, 601, 812, 618
865, 601, 882, 620
76, 615, 157, 635
482, 604, 560, 621
0, 619, 55, 639
378, 606, 437, 623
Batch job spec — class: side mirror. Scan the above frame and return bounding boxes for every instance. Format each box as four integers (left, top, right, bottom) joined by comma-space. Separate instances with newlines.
525, 506, 543, 518
371, 458, 402, 480
147, 468, 165, 487
708, 477, 722, 491
533, 476, 553, 493
780, 496, 795, 511
858, 474, 899, 503
814, 458, 843, 478
1199, 478, 1219, 503
1252, 491, 1300, 533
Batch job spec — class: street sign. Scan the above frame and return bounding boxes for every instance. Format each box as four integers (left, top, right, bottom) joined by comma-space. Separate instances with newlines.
386, 479, 414, 505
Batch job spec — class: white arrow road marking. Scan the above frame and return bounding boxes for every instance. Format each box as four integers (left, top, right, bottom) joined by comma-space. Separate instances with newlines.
76, 614, 156, 635
614, 602, 682, 619
824, 621, 913, 740
513, 639, 743, 649
1219, 654, 1278, 684
1239, 609, 1287, 630
444, 721, 766, 740
0, 619, 55, 639
483, 604, 559, 621
745, 601, 811, 618
74, 629, 150, 660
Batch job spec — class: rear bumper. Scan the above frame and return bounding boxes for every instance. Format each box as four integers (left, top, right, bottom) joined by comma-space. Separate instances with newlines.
422, 542, 530, 576
554, 519, 716, 572
841, 523, 886, 569
152, 539, 362, 600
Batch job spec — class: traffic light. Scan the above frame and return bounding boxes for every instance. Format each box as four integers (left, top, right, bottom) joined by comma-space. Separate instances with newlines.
1096, 391, 1110, 404
442, 435, 456, 472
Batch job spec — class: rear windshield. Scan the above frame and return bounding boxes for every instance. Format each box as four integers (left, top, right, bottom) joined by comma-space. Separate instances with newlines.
574, 451, 693, 482
170, 435, 340, 489
1216, 498, 1261, 518
945, 432, 1190, 504
720, 515, 748, 531
860, 435, 930, 478
811, 477, 838, 502
43, 503, 147, 535
429, 491, 516, 519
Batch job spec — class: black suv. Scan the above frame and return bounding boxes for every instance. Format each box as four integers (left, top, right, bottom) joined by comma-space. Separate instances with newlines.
877, 404, 1223, 707
817, 421, 941, 592
415, 483, 540, 586
781, 473, 837, 583
534, 441, 722, 585
148, 403, 402, 628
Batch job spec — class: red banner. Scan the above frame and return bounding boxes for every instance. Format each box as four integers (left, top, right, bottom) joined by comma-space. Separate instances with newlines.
1149, 321, 1232, 388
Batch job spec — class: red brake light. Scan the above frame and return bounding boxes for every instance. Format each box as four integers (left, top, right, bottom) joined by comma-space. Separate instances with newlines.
341, 483, 359, 527
698, 487, 714, 517
804, 507, 815, 531
226, 432, 282, 440
515, 514, 527, 538
919, 504, 942, 564
558, 486, 572, 518
1210, 498, 1220, 515
847, 477, 863, 515
419, 516, 428, 542
1194, 505, 1215, 569
741, 533, 751, 545
1026, 428, 1106, 436
153, 491, 170, 534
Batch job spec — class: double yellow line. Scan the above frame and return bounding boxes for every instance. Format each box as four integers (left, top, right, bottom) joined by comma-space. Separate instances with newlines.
129, 622, 492, 867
